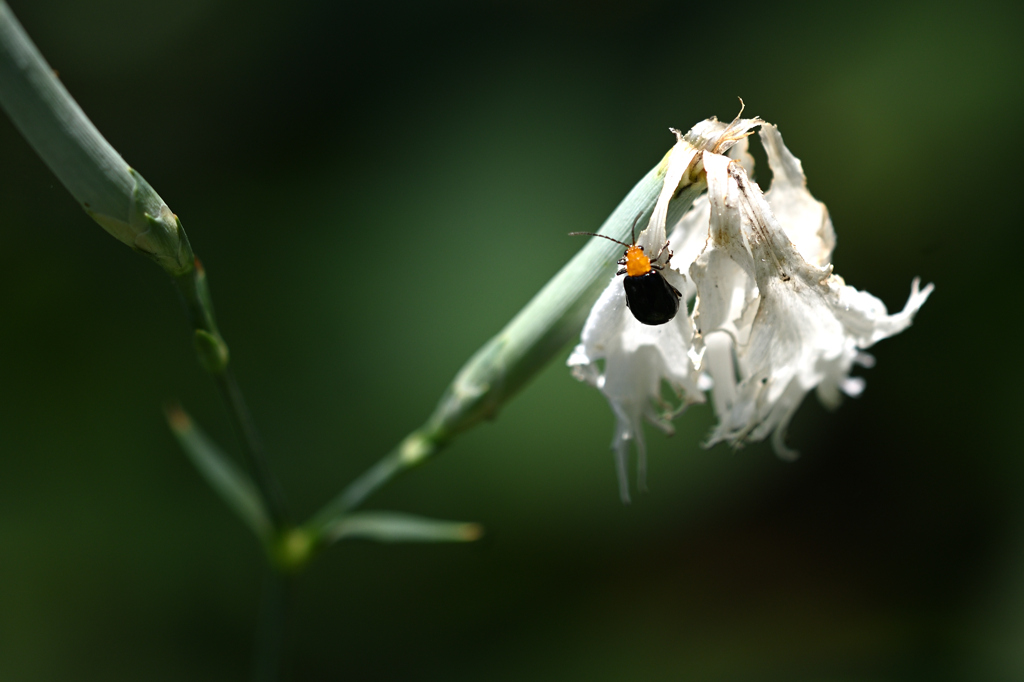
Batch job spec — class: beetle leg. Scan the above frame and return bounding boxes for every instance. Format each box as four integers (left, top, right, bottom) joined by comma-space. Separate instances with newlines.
653, 240, 673, 263
616, 267, 627, 276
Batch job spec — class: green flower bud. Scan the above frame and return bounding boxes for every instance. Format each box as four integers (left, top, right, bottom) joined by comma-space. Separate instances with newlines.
0, 4, 193, 276
85, 169, 194, 276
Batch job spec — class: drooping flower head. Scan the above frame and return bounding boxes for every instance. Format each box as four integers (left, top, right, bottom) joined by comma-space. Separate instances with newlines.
569, 113, 932, 502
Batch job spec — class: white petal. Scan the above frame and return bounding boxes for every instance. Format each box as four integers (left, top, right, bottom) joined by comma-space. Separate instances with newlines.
640, 141, 698, 254
641, 115, 764, 254
689, 152, 759, 343
702, 331, 739, 422
710, 160, 932, 455
667, 194, 711, 301
760, 124, 836, 267
577, 278, 628, 359
727, 134, 756, 177
567, 115, 767, 500
680, 116, 764, 158
568, 277, 705, 501
831, 276, 934, 346
569, 114, 932, 497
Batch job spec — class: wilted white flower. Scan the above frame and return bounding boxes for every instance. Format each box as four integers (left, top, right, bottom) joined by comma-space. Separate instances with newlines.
569, 114, 933, 501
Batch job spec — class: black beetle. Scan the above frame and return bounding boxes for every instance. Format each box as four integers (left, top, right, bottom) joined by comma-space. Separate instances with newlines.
570, 220, 682, 326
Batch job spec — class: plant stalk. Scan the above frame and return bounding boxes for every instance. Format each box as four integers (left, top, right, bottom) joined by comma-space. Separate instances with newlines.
174, 266, 289, 529
252, 570, 291, 682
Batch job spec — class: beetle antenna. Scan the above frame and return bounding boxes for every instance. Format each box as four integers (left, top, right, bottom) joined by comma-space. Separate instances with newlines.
568, 232, 631, 248
630, 212, 643, 246
570, 212, 645, 249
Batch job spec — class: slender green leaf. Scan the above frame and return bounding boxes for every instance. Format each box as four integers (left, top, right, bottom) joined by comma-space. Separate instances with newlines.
320, 511, 482, 545
166, 405, 272, 545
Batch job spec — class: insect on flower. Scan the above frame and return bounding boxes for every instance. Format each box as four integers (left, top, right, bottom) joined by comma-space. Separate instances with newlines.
570, 217, 682, 326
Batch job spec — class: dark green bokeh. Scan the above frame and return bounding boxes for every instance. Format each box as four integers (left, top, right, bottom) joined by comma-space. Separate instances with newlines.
1, 0, 1022, 679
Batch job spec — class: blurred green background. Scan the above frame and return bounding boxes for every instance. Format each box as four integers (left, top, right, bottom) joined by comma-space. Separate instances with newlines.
1, 0, 1022, 679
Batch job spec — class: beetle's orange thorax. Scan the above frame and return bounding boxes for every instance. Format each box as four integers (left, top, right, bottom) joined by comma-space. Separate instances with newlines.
624, 245, 651, 277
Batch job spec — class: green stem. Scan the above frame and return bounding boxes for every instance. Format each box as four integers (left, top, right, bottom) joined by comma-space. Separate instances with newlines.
251, 570, 291, 682
215, 368, 289, 529
1, 1, 286, 527
308, 150, 707, 531
309, 428, 438, 531
1, 2, 293, 672
174, 267, 289, 528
